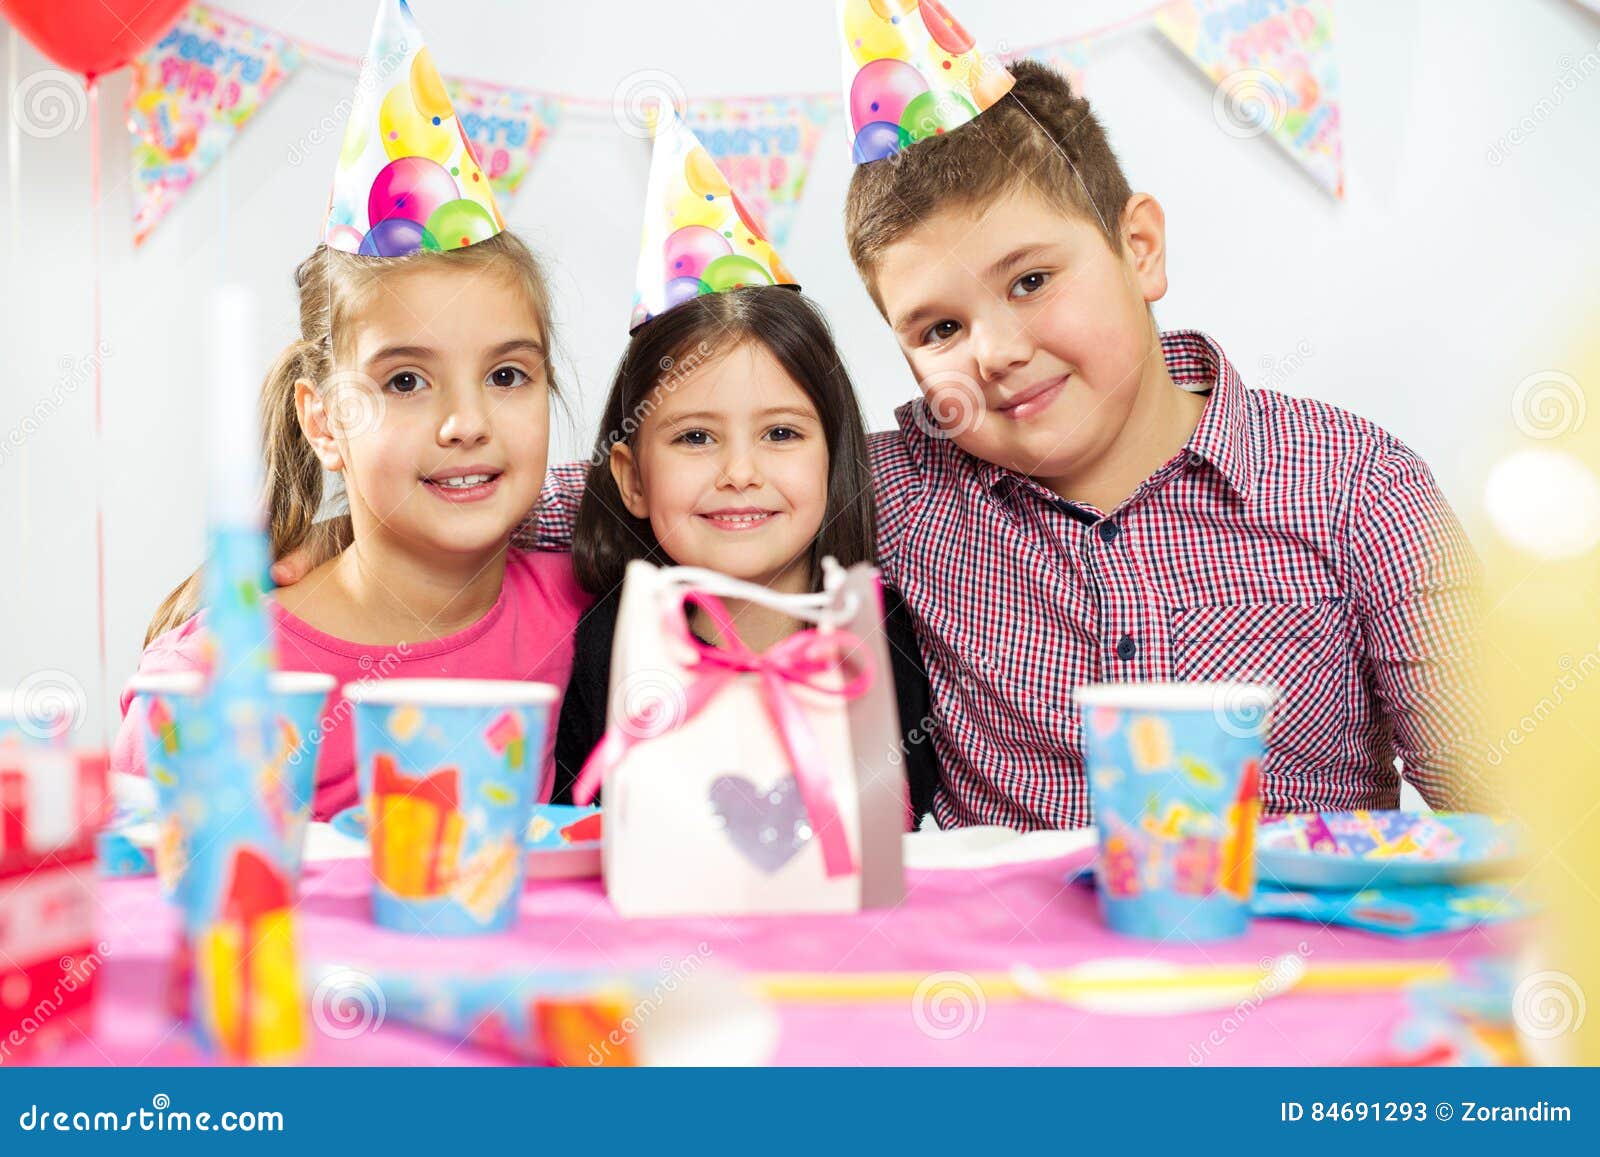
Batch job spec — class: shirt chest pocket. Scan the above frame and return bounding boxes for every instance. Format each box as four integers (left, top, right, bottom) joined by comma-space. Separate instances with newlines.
1168, 598, 1345, 690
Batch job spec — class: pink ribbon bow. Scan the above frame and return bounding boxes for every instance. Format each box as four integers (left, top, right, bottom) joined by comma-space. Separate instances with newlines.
572, 590, 873, 879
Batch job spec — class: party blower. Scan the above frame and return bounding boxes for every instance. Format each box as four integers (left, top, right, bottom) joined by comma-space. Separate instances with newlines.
168, 287, 307, 1063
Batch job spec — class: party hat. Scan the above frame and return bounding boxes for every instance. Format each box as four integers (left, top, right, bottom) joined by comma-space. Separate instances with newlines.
323, 0, 505, 256
629, 105, 800, 333
838, 0, 1015, 164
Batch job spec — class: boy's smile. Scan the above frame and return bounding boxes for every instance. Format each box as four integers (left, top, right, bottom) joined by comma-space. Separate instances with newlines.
874, 185, 1204, 511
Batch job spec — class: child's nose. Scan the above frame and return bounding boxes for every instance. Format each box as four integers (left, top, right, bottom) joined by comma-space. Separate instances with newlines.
971, 314, 1035, 382
716, 446, 763, 489
436, 386, 492, 447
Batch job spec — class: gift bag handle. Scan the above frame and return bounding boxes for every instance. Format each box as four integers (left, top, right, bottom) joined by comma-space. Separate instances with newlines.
653, 556, 860, 629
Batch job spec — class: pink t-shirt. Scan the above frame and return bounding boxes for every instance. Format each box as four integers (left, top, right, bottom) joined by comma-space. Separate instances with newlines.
112, 549, 589, 820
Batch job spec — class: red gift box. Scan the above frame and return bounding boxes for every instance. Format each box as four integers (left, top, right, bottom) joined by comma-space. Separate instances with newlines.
0, 751, 110, 1065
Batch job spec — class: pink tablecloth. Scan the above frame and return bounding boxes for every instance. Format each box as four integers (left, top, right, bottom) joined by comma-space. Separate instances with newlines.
49, 851, 1507, 1066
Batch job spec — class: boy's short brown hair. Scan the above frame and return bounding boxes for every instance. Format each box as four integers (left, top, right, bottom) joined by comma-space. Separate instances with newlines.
845, 59, 1133, 305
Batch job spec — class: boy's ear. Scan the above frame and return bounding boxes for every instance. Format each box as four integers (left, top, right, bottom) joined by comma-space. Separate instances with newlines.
295, 379, 344, 472
608, 442, 650, 520
1121, 193, 1169, 306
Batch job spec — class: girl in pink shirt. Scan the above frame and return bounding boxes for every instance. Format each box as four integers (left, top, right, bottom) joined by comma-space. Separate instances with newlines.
114, 231, 587, 817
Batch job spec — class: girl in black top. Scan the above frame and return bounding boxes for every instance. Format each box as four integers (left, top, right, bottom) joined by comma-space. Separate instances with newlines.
551, 287, 940, 824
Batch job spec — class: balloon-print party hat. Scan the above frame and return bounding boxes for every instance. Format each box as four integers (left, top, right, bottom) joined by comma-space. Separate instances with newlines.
629, 104, 800, 333
323, 0, 505, 256
837, 0, 1015, 165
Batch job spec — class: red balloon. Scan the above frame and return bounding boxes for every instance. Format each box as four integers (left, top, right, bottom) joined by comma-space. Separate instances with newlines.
0, 0, 187, 80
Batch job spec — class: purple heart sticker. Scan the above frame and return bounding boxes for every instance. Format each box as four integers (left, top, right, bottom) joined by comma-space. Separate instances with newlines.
707, 774, 814, 875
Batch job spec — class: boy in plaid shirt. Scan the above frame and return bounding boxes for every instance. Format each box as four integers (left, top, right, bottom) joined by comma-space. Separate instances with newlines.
531, 58, 1487, 829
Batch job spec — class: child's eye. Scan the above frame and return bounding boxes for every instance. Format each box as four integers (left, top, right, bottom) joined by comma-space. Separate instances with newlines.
385, 371, 428, 395
673, 428, 713, 446
488, 365, 529, 389
766, 425, 803, 443
922, 320, 961, 346
1010, 271, 1050, 299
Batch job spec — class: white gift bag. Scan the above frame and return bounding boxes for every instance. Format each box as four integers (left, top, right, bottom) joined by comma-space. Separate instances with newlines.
574, 558, 907, 918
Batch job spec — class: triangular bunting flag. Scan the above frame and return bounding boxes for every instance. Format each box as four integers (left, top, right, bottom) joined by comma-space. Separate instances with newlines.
446, 80, 563, 207
684, 97, 834, 250
128, 4, 304, 245
1155, 0, 1344, 199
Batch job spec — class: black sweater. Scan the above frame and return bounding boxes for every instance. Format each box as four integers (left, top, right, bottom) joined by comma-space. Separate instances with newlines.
551, 586, 941, 825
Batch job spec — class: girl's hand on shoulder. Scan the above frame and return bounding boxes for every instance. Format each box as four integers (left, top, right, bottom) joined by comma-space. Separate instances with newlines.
270, 516, 349, 586
270, 548, 317, 587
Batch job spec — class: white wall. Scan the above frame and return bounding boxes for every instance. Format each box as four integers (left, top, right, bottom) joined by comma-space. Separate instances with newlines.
3, 0, 1599, 741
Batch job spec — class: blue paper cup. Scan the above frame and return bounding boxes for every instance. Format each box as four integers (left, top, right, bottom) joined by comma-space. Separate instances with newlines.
127, 673, 202, 900
130, 671, 336, 898
267, 672, 337, 876
1076, 682, 1278, 942
343, 678, 557, 936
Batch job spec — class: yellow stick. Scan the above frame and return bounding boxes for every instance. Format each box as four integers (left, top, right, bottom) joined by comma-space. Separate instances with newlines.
752, 960, 1451, 1004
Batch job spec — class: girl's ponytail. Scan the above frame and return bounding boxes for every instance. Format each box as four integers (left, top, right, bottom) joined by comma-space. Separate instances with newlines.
142, 338, 349, 643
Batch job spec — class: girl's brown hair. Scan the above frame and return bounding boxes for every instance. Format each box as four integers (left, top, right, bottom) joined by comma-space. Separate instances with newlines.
572, 287, 875, 596
144, 232, 559, 644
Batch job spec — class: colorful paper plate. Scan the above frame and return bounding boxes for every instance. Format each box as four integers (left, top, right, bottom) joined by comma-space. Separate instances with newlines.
1255, 810, 1522, 890
329, 802, 602, 880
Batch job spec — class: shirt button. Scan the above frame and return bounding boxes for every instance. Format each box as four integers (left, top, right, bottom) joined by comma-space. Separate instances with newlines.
1098, 521, 1120, 543
1115, 634, 1137, 661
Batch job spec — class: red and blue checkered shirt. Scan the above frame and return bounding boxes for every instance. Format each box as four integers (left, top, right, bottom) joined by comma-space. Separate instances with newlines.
529, 331, 1485, 830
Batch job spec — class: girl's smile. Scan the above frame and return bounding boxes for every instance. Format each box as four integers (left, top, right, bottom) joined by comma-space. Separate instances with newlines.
609, 341, 828, 596
421, 464, 506, 502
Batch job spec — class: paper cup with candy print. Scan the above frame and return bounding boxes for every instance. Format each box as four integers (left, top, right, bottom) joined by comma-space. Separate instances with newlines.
1076, 682, 1278, 942
344, 678, 557, 935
